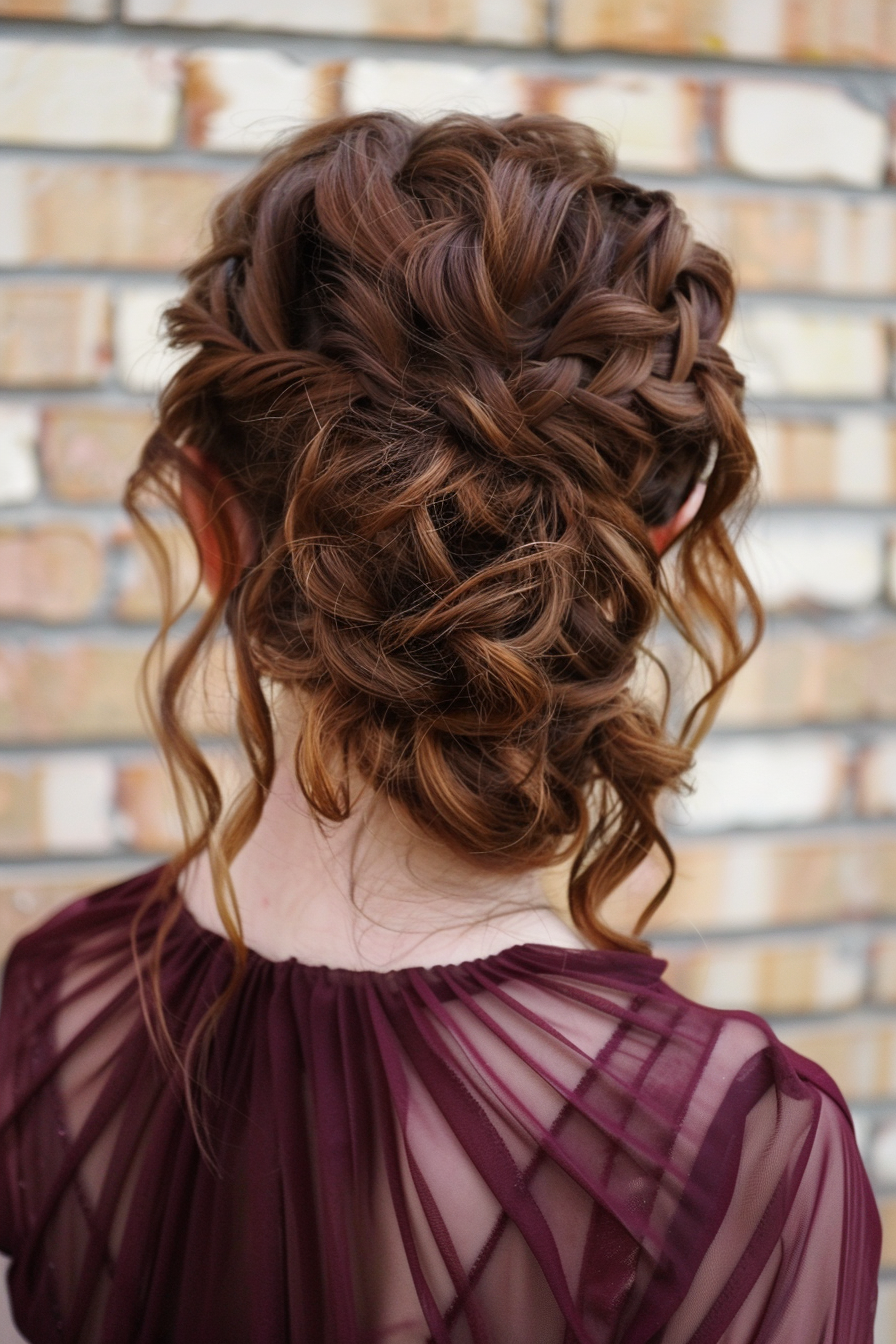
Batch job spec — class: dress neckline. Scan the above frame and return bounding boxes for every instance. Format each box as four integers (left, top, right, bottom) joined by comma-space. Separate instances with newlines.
174, 881, 666, 983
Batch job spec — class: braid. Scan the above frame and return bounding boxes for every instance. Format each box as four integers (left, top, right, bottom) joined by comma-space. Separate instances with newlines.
127, 111, 761, 1027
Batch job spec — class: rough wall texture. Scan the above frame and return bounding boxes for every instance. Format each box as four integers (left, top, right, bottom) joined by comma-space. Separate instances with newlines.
0, 0, 895, 1331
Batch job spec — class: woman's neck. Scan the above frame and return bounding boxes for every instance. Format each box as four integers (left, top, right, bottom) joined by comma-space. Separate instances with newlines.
180, 751, 588, 972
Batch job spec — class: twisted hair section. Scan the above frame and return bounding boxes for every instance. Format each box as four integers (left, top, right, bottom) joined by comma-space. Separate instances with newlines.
126, 112, 761, 1091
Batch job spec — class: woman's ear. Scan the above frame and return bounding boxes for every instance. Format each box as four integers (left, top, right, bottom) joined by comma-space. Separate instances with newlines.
647, 479, 707, 557
179, 445, 258, 597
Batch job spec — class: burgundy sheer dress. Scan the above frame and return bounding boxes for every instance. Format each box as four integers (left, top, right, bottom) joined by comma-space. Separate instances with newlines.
0, 867, 881, 1343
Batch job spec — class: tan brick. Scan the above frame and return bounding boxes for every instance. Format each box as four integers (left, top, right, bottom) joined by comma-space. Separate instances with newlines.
0, 641, 147, 743
750, 415, 896, 504
720, 79, 888, 188
40, 404, 154, 503
555, 0, 796, 58
545, 73, 702, 174
0, 638, 234, 744
640, 835, 896, 935
556, 0, 704, 54
783, 0, 896, 66
662, 936, 866, 1014
0, 0, 108, 15
0, 403, 39, 503
115, 522, 205, 622
0, 523, 105, 623
872, 934, 896, 1003
125, 0, 546, 45
880, 1196, 896, 1270
0, 162, 233, 270
754, 418, 837, 501
0, 760, 41, 854
772, 838, 896, 924
342, 58, 526, 127
376, 0, 545, 42
679, 190, 896, 296
116, 747, 243, 851
724, 308, 888, 400
776, 1018, 896, 1101
556, 0, 896, 65
0, 862, 141, 961
185, 50, 340, 152
717, 627, 896, 728
0, 284, 110, 387
857, 736, 896, 818
0, 42, 180, 150
116, 756, 180, 851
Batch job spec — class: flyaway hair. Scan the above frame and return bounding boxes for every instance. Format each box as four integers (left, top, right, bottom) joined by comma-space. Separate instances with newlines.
125, 111, 762, 1086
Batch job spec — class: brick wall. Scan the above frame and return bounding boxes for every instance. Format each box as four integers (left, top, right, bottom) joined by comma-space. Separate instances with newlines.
0, 0, 895, 1333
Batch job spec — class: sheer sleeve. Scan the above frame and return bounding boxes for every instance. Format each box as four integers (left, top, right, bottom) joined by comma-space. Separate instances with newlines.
0, 892, 149, 1342
0, 873, 882, 1344
656, 1037, 880, 1344
0, 951, 24, 1259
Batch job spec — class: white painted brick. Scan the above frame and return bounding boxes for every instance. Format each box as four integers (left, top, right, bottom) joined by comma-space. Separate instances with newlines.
721, 80, 888, 188
691, 946, 759, 1010
833, 412, 892, 502
678, 733, 846, 831
114, 285, 185, 394
125, 0, 544, 43
816, 940, 869, 1010
551, 73, 700, 173
26, 0, 112, 14
41, 753, 116, 853
342, 59, 525, 121
872, 1116, 896, 1184
876, 1280, 896, 1344
0, 404, 39, 504
717, 0, 784, 59
747, 414, 783, 497
125, 0, 371, 32
715, 840, 776, 927
741, 514, 883, 610
858, 735, 896, 817
471, 0, 542, 44
0, 1253, 22, 1341
0, 42, 180, 150
724, 307, 888, 399
185, 49, 328, 153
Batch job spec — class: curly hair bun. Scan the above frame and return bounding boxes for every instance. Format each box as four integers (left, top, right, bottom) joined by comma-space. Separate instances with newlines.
131, 111, 761, 954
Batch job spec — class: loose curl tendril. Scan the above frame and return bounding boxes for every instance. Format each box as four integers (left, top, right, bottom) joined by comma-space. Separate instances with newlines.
125, 112, 762, 1095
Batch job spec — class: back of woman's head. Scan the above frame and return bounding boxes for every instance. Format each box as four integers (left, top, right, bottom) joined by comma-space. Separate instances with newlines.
129, 110, 761, 967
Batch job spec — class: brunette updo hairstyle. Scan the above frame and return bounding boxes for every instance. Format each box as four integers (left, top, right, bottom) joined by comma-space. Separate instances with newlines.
127, 111, 761, 1036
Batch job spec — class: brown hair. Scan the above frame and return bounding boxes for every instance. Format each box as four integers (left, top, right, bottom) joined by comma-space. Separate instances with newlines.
126, 111, 761, 1081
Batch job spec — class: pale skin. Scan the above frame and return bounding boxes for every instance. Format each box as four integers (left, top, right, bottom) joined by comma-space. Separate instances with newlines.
179, 448, 706, 971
